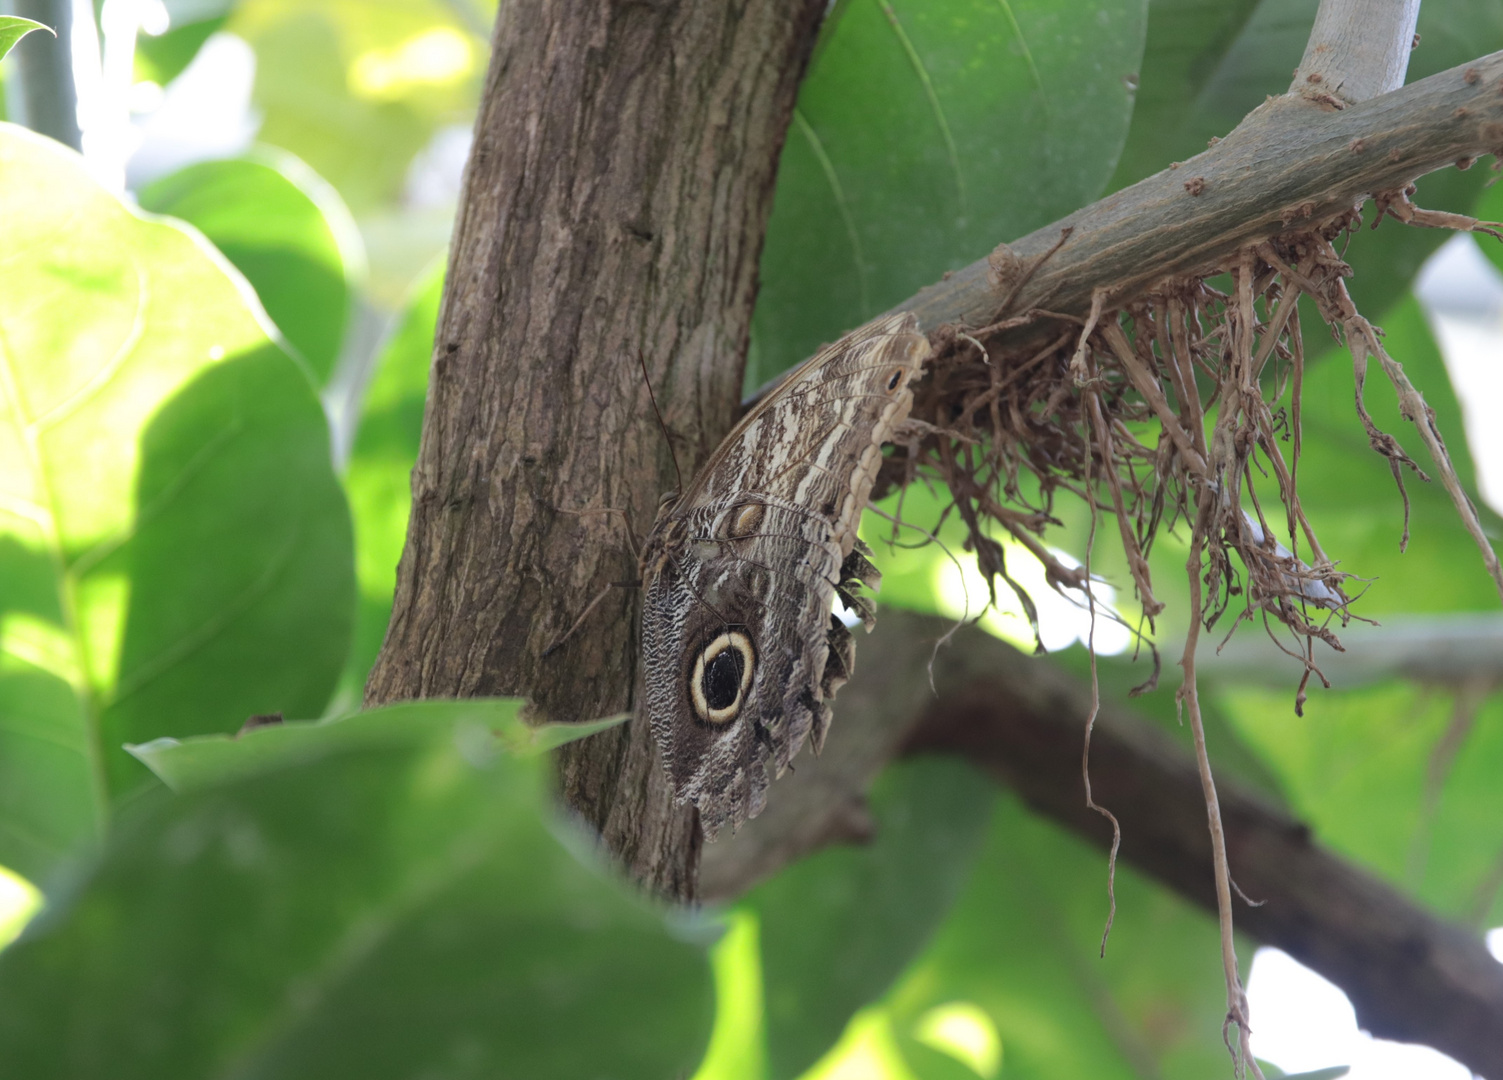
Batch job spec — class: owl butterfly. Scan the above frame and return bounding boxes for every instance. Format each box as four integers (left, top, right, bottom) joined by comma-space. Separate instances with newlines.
640, 312, 931, 838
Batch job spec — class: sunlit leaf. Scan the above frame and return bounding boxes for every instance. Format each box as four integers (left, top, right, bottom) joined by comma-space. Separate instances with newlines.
128, 698, 626, 791
749, 0, 1149, 385
0, 733, 712, 1079
692, 909, 767, 1080
0, 125, 353, 881
137, 150, 364, 386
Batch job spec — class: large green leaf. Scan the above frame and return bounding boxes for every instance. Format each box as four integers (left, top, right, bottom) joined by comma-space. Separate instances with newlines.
0, 727, 713, 1079
137, 150, 365, 386
339, 258, 442, 703
749, 0, 1148, 385
749, 758, 993, 1079
0, 124, 353, 882
128, 698, 626, 792
1105, 0, 1263, 189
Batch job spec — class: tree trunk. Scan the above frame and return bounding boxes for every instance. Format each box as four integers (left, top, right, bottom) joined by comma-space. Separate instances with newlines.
364, 0, 826, 899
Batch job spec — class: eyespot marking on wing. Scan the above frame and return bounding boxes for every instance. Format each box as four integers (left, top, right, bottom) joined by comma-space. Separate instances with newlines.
689, 631, 756, 725
725, 502, 765, 539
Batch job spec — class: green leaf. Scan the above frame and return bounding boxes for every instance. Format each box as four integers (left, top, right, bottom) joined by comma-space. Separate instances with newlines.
127, 698, 627, 792
750, 758, 993, 1079
132, 1, 238, 86
1106, 0, 1262, 190
339, 258, 442, 701
0, 16, 50, 62
1341, 0, 1503, 317
0, 124, 354, 881
0, 733, 713, 1079
137, 150, 365, 386
1220, 679, 1503, 926
749, 0, 1149, 385
882, 794, 1248, 1080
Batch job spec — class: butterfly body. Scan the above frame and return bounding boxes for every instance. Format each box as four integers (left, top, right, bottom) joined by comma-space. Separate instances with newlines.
640, 312, 930, 837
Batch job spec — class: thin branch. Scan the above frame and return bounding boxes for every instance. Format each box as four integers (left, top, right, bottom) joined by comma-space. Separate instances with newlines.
1291, 0, 1422, 105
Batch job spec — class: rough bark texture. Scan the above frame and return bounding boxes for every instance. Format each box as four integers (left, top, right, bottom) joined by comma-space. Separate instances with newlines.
364, 0, 827, 899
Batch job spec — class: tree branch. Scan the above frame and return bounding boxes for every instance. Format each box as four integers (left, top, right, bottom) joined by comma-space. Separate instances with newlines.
704, 611, 1503, 1078
1202, 614, 1503, 688
1292, 0, 1422, 105
894, 49, 1503, 346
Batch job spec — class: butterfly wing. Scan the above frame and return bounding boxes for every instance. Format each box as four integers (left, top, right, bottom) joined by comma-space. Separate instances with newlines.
640, 312, 930, 836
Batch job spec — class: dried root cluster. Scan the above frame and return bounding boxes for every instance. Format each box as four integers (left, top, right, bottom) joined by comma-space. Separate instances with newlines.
883, 199, 1503, 697
875, 197, 1503, 1075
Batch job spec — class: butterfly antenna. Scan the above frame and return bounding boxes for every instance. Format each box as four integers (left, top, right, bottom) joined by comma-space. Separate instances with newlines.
638, 351, 683, 494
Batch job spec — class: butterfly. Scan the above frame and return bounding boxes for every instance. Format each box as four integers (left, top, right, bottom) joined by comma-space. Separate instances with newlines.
639, 312, 930, 837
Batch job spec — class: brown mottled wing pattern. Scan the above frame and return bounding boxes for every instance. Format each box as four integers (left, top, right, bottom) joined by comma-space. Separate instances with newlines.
639, 312, 931, 838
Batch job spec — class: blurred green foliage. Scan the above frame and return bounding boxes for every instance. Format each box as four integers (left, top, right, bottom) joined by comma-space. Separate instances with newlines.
1, 0, 1502, 1076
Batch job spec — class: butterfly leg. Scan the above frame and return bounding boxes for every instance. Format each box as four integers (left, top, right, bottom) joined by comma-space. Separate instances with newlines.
548, 504, 642, 562
542, 577, 642, 657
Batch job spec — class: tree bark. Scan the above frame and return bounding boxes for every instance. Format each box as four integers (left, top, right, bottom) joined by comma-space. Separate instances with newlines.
364, 0, 827, 899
